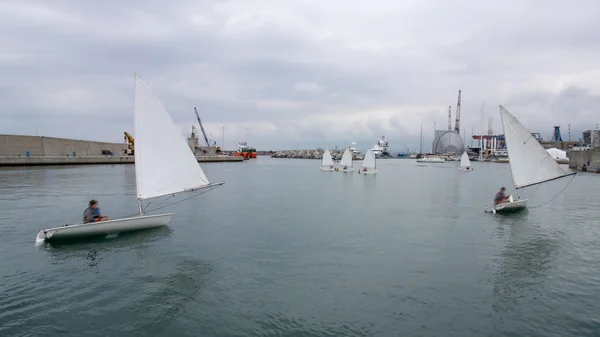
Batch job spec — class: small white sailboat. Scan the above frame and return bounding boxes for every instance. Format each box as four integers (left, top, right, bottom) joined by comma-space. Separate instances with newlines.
339, 148, 353, 172
359, 149, 378, 174
458, 151, 472, 171
485, 105, 575, 214
35, 74, 224, 243
320, 149, 335, 171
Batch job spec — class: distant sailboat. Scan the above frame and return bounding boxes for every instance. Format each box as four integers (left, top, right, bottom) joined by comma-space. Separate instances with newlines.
320, 149, 335, 171
359, 149, 378, 174
458, 151, 472, 171
485, 105, 576, 213
35, 74, 224, 243
339, 148, 353, 172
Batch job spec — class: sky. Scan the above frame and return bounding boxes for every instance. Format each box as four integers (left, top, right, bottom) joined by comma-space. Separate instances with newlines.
1, 0, 599, 152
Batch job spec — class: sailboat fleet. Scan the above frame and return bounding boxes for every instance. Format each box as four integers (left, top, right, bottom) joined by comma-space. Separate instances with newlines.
33, 76, 576, 244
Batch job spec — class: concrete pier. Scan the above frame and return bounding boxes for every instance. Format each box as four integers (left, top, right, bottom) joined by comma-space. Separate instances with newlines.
0, 155, 243, 167
568, 148, 600, 172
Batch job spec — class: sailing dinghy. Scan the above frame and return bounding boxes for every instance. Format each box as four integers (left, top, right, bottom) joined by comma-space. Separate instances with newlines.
359, 149, 378, 174
485, 105, 575, 214
320, 149, 335, 171
458, 151, 472, 171
339, 148, 353, 172
35, 74, 224, 244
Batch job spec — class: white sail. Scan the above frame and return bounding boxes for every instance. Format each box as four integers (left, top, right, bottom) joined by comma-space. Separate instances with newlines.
321, 149, 334, 167
340, 148, 353, 168
500, 105, 572, 189
134, 74, 210, 200
459, 151, 471, 168
362, 149, 376, 170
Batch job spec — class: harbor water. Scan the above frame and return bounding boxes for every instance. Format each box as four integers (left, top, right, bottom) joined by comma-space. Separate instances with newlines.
1, 158, 599, 336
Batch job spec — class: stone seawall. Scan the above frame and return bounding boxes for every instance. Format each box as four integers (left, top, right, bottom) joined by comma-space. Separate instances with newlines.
569, 148, 600, 172
271, 149, 363, 160
0, 155, 243, 167
0, 134, 126, 157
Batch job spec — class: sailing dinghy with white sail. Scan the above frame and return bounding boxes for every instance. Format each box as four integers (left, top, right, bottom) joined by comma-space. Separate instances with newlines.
359, 149, 378, 174
339, 148, 353, 172
320, 149, 335, 171
485, 105, 575, 214
458, 151, 472, 171
35, 74, 224, 244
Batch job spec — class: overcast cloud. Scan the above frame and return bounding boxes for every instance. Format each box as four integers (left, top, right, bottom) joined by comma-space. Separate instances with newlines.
1, 0, 599, 151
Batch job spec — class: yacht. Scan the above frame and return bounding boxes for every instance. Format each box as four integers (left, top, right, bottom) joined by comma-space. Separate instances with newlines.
370, 136, 390, 158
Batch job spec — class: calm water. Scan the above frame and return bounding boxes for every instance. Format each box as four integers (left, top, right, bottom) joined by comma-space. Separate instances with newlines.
1, 158, 599, 336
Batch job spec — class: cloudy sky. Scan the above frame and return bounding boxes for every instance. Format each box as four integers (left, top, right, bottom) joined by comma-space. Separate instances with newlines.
1, 0, 599, 151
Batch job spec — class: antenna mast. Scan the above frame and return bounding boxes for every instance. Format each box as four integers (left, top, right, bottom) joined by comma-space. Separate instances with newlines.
454, 90, 461, 134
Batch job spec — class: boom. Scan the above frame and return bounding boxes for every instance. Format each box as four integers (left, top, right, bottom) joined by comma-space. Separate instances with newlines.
193, 107, 215, 147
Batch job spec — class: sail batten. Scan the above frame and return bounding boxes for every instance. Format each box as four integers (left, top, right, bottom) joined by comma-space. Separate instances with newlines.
499, 105, 570, 189
134, 74, 211, 200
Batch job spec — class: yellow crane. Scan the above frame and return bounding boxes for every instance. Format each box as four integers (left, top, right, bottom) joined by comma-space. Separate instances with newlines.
124, 131, 134, 155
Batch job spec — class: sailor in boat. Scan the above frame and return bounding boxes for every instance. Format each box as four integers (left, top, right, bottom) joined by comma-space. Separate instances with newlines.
83, 199, 108, 223
329, 164, 334, 169
494, 187, 510, 205
343, 165, 348, 170
362, 167, 367, 172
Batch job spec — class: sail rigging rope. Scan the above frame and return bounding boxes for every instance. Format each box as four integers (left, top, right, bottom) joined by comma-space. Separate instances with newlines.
528, 173, 576, 209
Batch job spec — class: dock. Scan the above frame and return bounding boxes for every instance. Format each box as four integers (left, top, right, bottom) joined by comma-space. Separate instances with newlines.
0, 155, 243, 167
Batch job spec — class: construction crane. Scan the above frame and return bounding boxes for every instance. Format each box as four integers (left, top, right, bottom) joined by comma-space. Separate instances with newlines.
193, 107, 216, 147
454, 89, 461, 134
447, 105, 452, 130
123, 131, 134, 155
193, 107, 221, 152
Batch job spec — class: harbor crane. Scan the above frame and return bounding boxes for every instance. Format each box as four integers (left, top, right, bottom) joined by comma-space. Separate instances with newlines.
193, 107, 216, 147
123, 131, 134, 155
193, 107, 221, 152
454, 90, 461, 134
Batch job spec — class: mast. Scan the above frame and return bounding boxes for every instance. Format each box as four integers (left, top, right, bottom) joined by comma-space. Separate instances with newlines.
419, 125, 423, 154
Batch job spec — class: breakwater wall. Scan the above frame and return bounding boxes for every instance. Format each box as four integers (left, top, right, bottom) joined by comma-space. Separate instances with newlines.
0, 134, 126, 157
271, 149, 363, 160
0, 155, 243, 167
569, 148, 600, 172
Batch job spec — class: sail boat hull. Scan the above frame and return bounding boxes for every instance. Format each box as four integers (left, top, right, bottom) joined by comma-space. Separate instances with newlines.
484, 199, 528, 213
359, 170, 378, 174
320, 167, 335, 171
35, 213, 173, 244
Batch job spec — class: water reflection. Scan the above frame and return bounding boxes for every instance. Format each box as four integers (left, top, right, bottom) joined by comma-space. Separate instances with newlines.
42, 226, 172, 270
492, 215, 559, 313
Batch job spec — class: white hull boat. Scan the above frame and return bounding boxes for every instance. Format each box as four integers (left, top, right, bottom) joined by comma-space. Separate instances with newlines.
485, 105, 575, 214
484, 196, 528, 214
36, 213, 172, 243
35, 74, 224, 244
339, 148, 353, 173
458, 151, 472, 171
320, 149, 335, 171
359, 149, 378, 174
